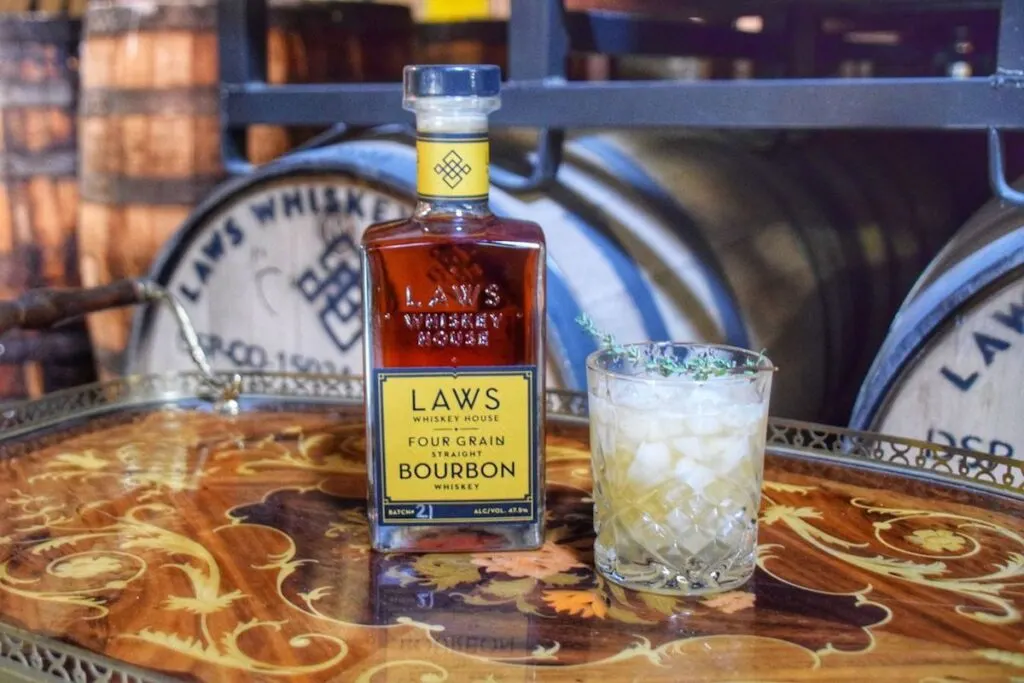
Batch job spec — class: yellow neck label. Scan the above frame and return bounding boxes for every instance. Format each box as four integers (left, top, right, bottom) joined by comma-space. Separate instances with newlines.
417, 132, 489, 202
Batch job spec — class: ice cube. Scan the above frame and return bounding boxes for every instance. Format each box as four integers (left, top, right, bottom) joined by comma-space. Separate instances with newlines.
647, 412, 690, 440
627, 441, 672, 488
653, 382, 694, 406
714, 436, 752, 472
610, 381, 659, 410
684, 413, 724, 436
723, 379, 762, 404
687, 386, 731, 411
670, 436, 703, 460
723, 403, 768, 429
616, 408, 652, 444
674, 460, 717, 491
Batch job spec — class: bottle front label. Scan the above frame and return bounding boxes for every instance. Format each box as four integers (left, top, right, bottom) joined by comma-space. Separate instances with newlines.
416, 132, 489, 202
372, 366, 538, 525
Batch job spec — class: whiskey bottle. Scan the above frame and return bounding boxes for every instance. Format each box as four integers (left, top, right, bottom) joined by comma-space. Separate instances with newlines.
360, 65, 546, 553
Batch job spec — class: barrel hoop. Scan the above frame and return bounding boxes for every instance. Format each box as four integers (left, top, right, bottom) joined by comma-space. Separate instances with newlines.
81, 173, 224, 206
127, 139, 593, 390
820, 140, 920, 304
544, 257, 596, 390
542, 180, 671, 345
0, 81, 75, 109
0, 46, 77, 73
80, 88, 218, 117
0, 329, 94, 364
849, 229, 1024, 430
0, 150, 77, 180
789, 144, 901, 385
572, 136, 751, 350
0, 17, 81, 44
85, 4, 216, 36
746, 150, 846, 403
776, 150, 871, 331
902, 189, 1020, 305
415, 20, 506, 44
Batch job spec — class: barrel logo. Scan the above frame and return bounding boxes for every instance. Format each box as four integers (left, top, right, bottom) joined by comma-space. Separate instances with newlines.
295, 233, 363, 353
139, 180, 412, 378
938, 284, 1024, 393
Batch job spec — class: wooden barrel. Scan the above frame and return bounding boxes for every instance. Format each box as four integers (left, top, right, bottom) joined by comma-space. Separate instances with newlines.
414, 19, 601, 81
78, 1, 414, 381
763, 132, 960, 398
850, 189, 1024, 462
415, 20, 507, 71
125, 131, 944, 421
247, 2, 413, 165
77, 1, 223, 381
0, 14, 95, 404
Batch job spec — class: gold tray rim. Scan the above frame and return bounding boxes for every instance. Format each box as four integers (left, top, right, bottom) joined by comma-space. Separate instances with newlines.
2, 370, 1021, 501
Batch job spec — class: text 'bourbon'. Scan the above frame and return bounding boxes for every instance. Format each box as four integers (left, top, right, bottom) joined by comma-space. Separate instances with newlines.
360, 65, 546, 552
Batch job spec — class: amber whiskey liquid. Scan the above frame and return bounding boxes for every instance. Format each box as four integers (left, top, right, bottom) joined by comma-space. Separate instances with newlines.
361, 65, 546, 552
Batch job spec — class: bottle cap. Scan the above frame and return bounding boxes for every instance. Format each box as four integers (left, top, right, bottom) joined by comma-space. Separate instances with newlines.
403, 64, 501, 101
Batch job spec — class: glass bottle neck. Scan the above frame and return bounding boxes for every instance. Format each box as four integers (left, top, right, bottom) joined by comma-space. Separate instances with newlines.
414, 108, 492, 219
414, 196, 491, 219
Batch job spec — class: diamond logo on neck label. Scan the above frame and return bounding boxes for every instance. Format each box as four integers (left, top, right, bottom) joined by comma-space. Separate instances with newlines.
434, 150, 472, 189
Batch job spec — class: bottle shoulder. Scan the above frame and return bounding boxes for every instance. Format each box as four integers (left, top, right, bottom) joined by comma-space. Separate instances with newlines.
361, 214, 545, 249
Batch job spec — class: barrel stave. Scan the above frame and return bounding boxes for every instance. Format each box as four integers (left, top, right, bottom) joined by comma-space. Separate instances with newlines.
0, 14, 95, 403
247, 3, 413, 165
78, 1, 224, 380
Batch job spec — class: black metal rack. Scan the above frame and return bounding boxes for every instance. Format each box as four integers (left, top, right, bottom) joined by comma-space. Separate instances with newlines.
216, 0, 1024, 204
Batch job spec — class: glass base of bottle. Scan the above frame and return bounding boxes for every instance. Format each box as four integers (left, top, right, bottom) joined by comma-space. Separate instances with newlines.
371, 521, 544, 553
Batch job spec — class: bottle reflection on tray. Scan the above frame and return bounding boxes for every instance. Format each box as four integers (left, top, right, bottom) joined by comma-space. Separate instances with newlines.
369, 550, 539, 662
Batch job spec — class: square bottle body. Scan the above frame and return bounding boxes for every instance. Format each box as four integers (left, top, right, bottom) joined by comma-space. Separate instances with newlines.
361, 214, 547, 552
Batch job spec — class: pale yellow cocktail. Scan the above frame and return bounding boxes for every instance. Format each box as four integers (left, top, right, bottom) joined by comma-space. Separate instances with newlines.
586, 342, 773, 596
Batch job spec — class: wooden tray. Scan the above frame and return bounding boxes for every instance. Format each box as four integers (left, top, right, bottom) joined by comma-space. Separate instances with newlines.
0, 373, 1021, 682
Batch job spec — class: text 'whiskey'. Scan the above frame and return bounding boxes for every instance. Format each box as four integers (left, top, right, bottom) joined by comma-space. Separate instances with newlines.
361, 65, 546, 552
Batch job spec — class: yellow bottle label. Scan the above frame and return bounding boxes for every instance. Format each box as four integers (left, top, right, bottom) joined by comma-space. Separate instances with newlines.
372, 366, 537, 525
417, 133, 489, 202
421, 0, 491, 22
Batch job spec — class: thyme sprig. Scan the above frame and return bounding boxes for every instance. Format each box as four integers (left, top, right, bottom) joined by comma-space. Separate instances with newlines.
577, 313, 767, 380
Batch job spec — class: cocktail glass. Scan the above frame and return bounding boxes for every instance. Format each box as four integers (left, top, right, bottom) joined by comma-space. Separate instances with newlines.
586, 343, 774, 596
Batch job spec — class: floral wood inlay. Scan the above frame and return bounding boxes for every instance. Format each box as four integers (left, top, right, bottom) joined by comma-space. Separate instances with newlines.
0, 405, 1019, 681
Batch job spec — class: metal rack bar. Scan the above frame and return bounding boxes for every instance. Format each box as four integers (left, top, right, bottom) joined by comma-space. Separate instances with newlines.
497, 0, 568, 191
217, 0, 267, 175
987, 0, 1024, 204
509, 0, 567, 81
223, 77, 1024, 129
997, 0, 1024, 74
217, 1, 1024, 133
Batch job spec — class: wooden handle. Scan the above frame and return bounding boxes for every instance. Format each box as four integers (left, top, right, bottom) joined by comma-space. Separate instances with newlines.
0, 280, 156, 337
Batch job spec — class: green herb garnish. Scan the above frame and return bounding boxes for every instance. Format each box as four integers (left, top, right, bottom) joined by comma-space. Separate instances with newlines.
576, 313, 767, 380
